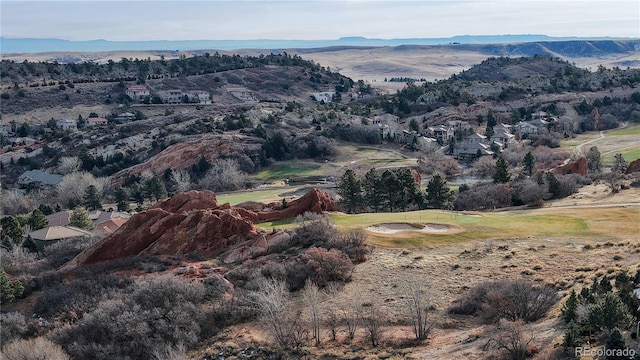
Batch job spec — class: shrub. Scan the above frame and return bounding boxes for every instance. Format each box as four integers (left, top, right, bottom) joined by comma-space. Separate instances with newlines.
302, 247, 353, 287
330, 229, 369, 263
1, 337, 69, 360
288, 218, 338, 249
0, 312, 28, 344
58, 276, 205, 360
34, 274, 132, 317
448, 280, 557, 323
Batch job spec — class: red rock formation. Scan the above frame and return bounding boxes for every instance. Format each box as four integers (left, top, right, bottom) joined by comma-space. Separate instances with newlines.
110, 134, 263, 186
61, 188, 337, 270
552, 157, 588, 175
626, 158, 640, 174
235, 188, 339, 223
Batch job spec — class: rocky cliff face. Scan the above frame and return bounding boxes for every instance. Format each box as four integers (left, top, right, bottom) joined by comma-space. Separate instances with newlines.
61, 188, 337, 271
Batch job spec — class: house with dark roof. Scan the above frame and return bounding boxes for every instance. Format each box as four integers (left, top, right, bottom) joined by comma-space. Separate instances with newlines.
453, 133, 494, 160
18, 170, 62, 188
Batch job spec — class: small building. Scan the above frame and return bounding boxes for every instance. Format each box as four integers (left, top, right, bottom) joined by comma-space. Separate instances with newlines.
57, 119, 77, 131
185, 90, 211, 104
311, 92, 335, 103
158, 89, 183, 104
86, 117, 108, 127
126, 85, 150, 102
115, 112, 136, 122
18, 170, 62, 188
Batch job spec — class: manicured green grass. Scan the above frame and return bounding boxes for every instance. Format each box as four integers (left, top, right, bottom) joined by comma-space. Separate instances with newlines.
361, 158, 409, 164
216, 188, 290, 205
253, 163, 322, 181
605, 124, 640, 136
603, 147, 640, 165
258, 206, 640, 247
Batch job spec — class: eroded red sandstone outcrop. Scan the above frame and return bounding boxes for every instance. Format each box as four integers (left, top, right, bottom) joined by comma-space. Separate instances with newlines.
626, 158, 640, 174
552, 157, 588, 175
61, 188, 337, 271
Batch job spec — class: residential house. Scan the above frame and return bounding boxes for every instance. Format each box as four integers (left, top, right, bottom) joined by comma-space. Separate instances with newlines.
374, 113, 400, 124
126, 85, 150, 102
96, 218, 128, 234
28, 226, 92, 250
57, 119, 77, 131
427, 125, 454, 143
453, 133, 494, 160
445, 120, 468, 130
9, 137, 38, 147
227, 87, 256, 102
312, 92, 335, 103
515, 119, 548, 135
490, 123, 515, 149
18, 170, 62, 188
46, 210, 73, 227
185, 90, 211, 104
158, 90, 183, 104
89, 210, 131, 227
86, 117, 108, 127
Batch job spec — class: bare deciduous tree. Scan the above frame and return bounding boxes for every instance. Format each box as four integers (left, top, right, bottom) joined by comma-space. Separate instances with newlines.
170, 170, 191, 193
303, 280, 323, 347
404, 279, 432, 340
250, 277, 307, 348
486, 320, 536, 360
57, 156, 81, 175
362, 303, 385, 347
197, 159, 250, 192
56, 171, 108, 207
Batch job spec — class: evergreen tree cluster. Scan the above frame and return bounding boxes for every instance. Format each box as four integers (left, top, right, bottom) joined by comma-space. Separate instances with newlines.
337, 168, 455, 214
560, 269, 640, 354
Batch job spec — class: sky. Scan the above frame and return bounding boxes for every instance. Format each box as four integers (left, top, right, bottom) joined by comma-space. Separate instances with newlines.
1, 0, 639, 41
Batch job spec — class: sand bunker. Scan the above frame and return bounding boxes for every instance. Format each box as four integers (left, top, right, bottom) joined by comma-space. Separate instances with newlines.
365, 223, 454, 234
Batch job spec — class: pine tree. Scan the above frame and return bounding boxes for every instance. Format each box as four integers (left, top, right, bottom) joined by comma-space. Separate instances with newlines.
28, 209, 49, 230
83, 185, 102, 211
562, 321, 578, 351
586, 146, 602, 173
0, 216, 24, 247
381, 169, 402, 212
395, 167, 421, 211
611, 153, 628, 174
493, 157, 511, 183
0, 269, 24, 304
337, 169, 363, 213
68, 206, 95, 230
523, 151, 535, 177
561, 290, 579, 324
604, 329, 627, 360
363, 168, 383, 212
425, 174, 455, 209
115, 188, 130, 212
546, 172, 562, 199
144, 176, 168, 202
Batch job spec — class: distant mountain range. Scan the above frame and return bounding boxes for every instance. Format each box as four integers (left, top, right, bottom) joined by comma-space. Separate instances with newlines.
2, 35, 638, 53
